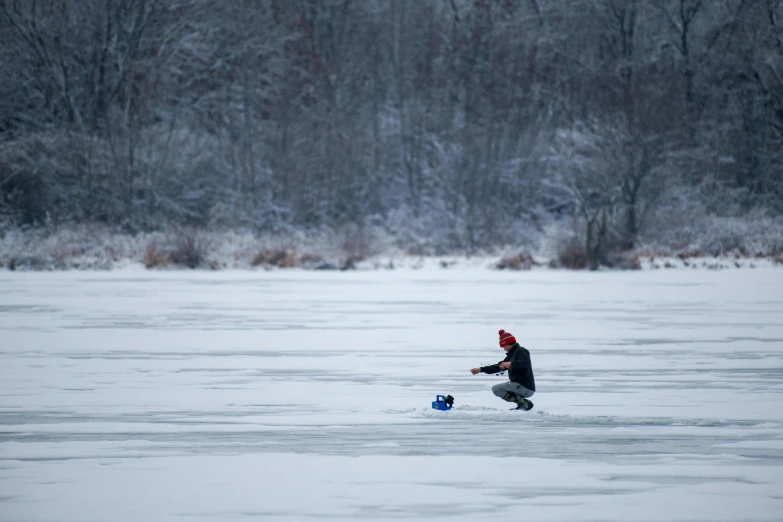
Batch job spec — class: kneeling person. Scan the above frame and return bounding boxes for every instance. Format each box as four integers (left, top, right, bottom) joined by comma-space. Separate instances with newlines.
470, 329, 536, 411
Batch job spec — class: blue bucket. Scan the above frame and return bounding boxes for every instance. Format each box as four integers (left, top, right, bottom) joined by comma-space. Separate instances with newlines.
431, 394, 453, 410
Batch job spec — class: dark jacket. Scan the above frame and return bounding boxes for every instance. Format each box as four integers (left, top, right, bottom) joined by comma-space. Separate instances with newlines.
480, 343, 536, 391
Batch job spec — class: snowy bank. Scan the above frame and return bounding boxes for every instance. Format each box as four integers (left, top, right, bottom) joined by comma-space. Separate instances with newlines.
1, 225, 781, 272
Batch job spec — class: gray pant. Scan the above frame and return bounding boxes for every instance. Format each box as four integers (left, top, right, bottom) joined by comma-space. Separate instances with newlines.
492, 381, 534, 399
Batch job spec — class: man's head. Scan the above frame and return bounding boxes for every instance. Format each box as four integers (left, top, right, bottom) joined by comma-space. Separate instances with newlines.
499, 329, 516, 351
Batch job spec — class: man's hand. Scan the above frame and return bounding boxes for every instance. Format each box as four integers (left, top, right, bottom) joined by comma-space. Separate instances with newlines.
470, 368, 480, 375
499, 362, 511, 370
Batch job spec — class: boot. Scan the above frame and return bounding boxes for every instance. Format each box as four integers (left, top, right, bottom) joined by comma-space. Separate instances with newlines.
502, 392, 517, 403
503, 392, 534, 411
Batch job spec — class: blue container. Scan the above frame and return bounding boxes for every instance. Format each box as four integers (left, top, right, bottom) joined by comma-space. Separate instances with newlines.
431, 394, 453, 411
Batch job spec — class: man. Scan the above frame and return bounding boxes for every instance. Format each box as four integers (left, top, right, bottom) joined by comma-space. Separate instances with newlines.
470, 329, 536, 411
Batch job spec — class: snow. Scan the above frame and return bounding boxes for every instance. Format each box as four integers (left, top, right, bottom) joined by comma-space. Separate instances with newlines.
1, 268, 782, 521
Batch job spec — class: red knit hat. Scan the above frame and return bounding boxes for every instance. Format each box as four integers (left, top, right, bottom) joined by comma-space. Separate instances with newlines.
499, 329, 516, 347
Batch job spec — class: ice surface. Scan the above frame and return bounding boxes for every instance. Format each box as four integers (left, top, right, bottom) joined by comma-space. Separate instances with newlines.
1, 268, 782, 521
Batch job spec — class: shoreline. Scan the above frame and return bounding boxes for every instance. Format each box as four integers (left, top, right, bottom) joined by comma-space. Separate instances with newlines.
2, 226, 781, 272
1, 253, 780, 273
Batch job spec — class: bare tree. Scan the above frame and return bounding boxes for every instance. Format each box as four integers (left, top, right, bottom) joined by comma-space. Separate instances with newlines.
0, 0, 780, 260
546, 120, 629, 269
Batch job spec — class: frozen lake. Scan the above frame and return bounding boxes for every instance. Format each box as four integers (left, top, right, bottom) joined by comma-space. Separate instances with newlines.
1, 267, 783, 521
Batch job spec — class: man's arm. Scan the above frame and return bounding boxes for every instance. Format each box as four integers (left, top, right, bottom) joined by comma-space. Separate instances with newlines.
480, 354, 511, 374
480, 362, 503, 374
471, 353, 510, 375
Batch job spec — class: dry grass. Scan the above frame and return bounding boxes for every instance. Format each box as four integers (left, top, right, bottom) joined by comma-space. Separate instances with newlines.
298, 253, 322, 266
341, 223, 376, 261
557, 243, 588, 270
4, 255, 48, 270
143, 242, 169, 268
52, 245, 87, 262
144, 230, 211, 269
676, 249, 706, 261
252, 248, 298, 268
340, 254, 365, 271
633, 247, 669, 259
299, 253, 337, 270
624, 254, 642, 270
169, 230, 208, 268
496, 252, 538, 270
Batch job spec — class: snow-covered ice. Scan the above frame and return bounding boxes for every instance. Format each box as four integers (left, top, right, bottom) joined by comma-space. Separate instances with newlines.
1, 268, 782, 521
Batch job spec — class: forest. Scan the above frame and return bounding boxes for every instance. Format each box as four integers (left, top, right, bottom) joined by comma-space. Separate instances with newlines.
1, 0, 781, 269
